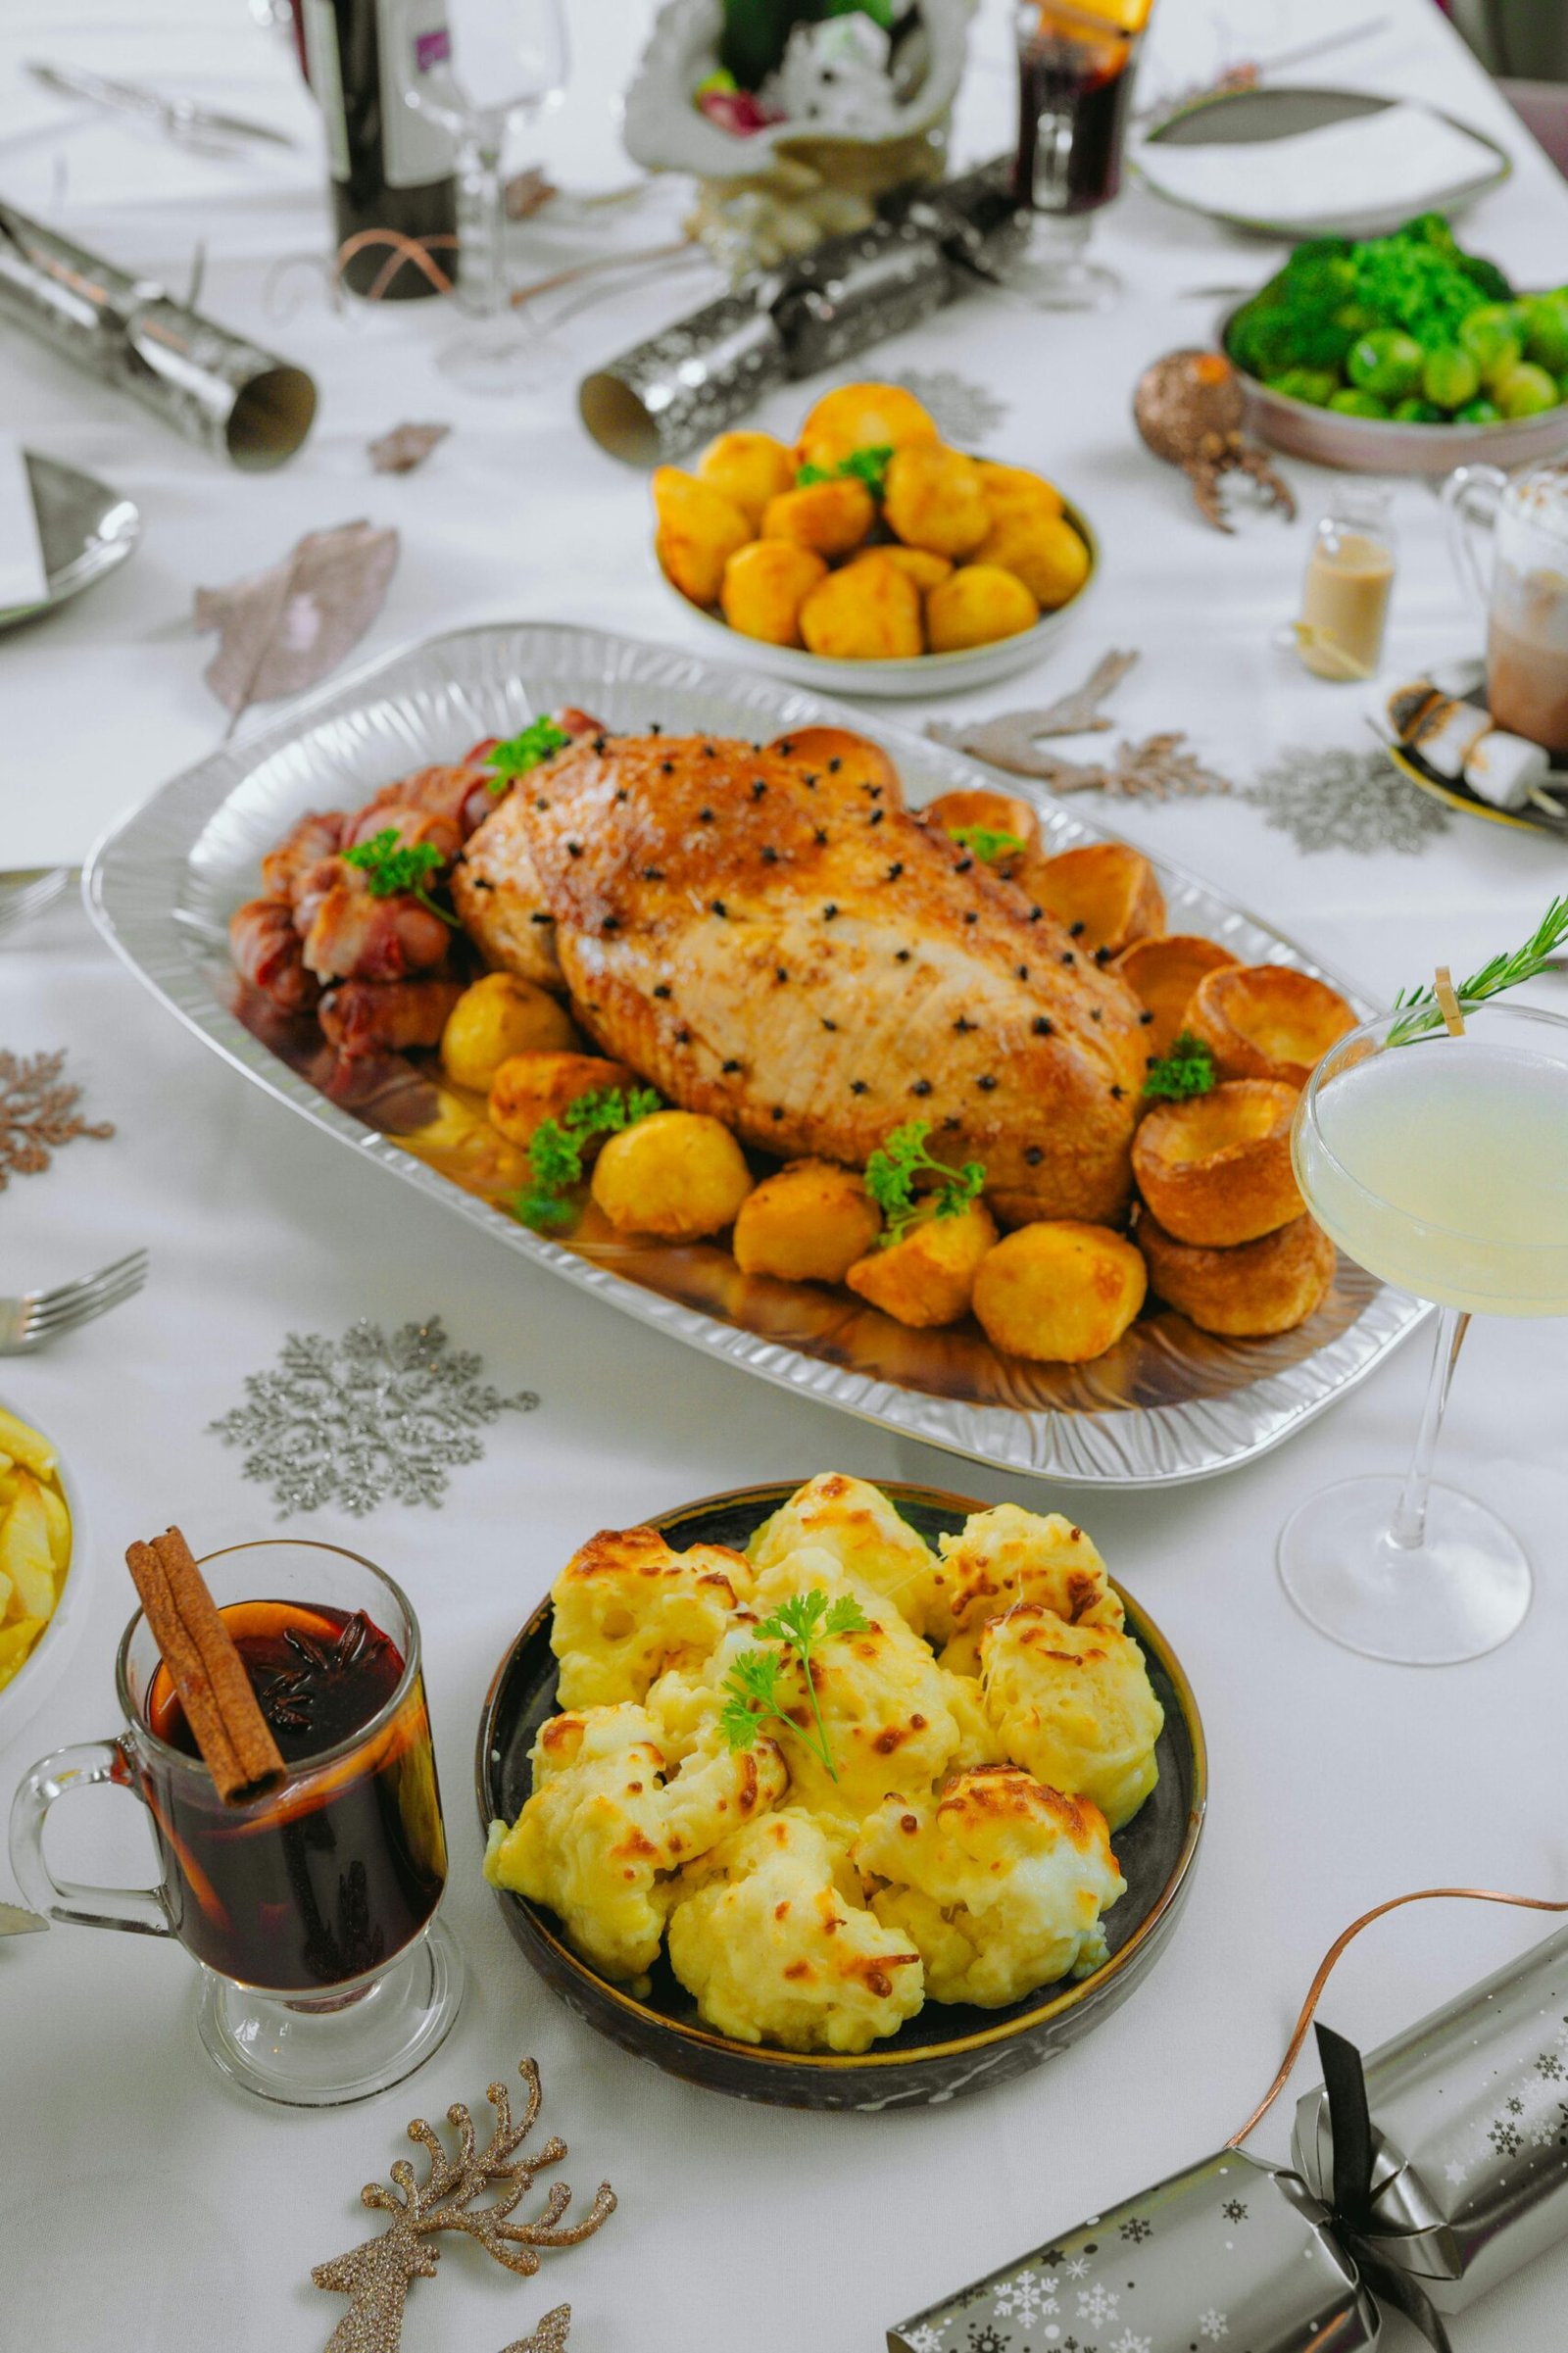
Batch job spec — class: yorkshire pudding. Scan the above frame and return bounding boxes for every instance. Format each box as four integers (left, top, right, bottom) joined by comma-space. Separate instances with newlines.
1021, 841, 1165, 956
1133, 1080, 1300, 1247
919, 788, 1040, 878
1114, 933, 1240, 1059
1138, 1208, 1336, 1338
1186, 963, 1356, 1087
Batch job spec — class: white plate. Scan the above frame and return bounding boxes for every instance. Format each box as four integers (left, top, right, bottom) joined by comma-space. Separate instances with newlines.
0, 455, 140, 633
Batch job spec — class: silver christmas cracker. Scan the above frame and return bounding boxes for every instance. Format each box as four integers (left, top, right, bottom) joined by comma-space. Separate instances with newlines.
1296, 1923, 1568, 2320
0, 201, 316, 470
889, 2148, 1380, 2353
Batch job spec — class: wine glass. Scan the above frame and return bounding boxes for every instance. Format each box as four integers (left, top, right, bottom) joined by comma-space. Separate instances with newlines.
405, 0, 569, 393
1279, 1000, 1568, 1666
986, 0, 1153, 313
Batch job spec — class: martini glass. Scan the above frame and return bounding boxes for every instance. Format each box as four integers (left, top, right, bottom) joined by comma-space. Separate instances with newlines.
1280, 1001, 1568, 1665
405, 0, 568, 392
992, 0, 1152, 312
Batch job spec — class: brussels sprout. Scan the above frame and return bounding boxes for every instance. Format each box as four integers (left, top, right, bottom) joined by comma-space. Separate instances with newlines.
1459, 305, 1524, 387
1453, 397, 1501, 423
1494, 363, 1561, 419
1421, 345, 1480, 411
1523, 293, 1568, 376
1346, 330, 1424, 401
1329, 388, 1391, 418
1269, 367, 1340, 406
1393, 398, 1443, 422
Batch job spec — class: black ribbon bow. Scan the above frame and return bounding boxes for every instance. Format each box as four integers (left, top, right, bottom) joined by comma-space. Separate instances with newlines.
1317, 2023, 1454, 2353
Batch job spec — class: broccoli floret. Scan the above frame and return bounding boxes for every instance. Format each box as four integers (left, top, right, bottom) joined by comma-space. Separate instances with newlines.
1458, 252, 1514, 304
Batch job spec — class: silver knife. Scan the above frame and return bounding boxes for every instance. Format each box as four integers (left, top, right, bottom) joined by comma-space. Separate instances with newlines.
27, 61, 295, 151
0, 1900, 46, 1936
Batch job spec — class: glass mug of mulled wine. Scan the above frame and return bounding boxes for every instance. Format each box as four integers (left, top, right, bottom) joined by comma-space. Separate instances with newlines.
1443, 461, 1568, 757
8, 1539, 463, 2106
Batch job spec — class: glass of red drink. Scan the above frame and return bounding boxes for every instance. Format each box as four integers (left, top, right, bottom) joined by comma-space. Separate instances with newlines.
9, 1539, 463, 2106
1001, 0, 1152, 311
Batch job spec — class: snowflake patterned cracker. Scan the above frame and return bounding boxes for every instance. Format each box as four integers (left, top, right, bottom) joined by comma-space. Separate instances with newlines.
208, 1314, 538, 1515
995, 2271, 1055, 2323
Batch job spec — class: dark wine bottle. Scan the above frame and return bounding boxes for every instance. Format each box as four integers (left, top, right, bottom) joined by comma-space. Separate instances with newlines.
301, 0, 458, 300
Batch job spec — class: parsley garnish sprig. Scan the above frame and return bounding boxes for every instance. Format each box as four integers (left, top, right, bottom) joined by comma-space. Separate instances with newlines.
864, 1118, 986, 1247
718, 1589, 870, 1781
486, 716, 572, 795
1142, 1031, 1216, 1103
341, 827, 459, 926
796, 443, 895, 497
514, 1083, 662, 1230
949, 822, 1027, 863
1389, 896, 1568, 1045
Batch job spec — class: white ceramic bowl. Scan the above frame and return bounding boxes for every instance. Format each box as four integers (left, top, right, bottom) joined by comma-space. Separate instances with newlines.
658, 497, 1100, 700
0, 1411, 91, 1754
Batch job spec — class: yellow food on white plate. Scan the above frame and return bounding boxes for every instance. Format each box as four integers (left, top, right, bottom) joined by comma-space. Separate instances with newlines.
720, 539, 828, 648
441, 972, 579, 1092
696, 429, 797, 530
760, 477, 875, 562
798, 551, 923, 662
0, 1406, 56, 1479
883, 444, 992, 560
971, 1220, 1148, 1365
484, 1701, 787, 1986
980, 1602, 1163, 1833
550, 1523, 749, 1708
488, 1052, 636, 1151
975, 460, 1064, 529
973, 513, 1091, 610
666, 1808, 925, 2052
854, 1766, 1125, 2007
589, 1108, 754, 1240
748, 1472, 942, 1641
934, 1502, 1124, 1668
653, 466, 752, 608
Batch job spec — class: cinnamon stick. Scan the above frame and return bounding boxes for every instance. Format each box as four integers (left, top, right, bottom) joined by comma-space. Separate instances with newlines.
125, 1527, 286, 1806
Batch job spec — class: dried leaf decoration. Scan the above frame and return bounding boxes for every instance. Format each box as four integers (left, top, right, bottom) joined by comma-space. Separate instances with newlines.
195, 520, 399, 729
368, 422, 450, 475
500, 2308, 571, 2353
312, 2057, 614, 2353
0, 1049, 113, 1189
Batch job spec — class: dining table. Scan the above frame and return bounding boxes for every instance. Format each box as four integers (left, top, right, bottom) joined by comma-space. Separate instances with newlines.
2, 0, 1568, 2347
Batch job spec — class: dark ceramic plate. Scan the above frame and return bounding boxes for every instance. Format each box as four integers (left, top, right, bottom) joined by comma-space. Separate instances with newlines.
1382, 663, 1568, 839
475, 1479, 1206, 2111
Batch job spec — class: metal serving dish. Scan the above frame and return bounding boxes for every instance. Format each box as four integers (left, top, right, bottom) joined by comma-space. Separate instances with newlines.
84, 620, 1424, 1488
475, 1478, 1205, 2111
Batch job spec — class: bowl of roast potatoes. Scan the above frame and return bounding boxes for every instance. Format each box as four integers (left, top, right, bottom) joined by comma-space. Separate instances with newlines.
651, 379, 1098, 695
434, 795, 1360, 1370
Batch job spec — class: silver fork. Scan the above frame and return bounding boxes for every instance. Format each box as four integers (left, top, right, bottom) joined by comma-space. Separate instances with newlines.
0, 870, 71, 943
0, 1250, 149, 1354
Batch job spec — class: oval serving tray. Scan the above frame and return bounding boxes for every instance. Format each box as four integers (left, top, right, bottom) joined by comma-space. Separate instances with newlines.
475, 1478, 1206, 2111
84, 620, 1425, 1489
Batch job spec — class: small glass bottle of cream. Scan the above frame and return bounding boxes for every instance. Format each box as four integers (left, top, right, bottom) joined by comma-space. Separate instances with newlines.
1296, 489, 1397, 680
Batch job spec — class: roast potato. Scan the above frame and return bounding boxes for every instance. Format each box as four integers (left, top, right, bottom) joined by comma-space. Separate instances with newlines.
489, 1052, 635, 1149
1025, 841, 1165, 956
731, 1160, 882, 1283
1138, 1206, 1337, 1337
845, 1200, 998, 1327
866, 546, 954, 591
795, 380, 940, 473
971, 1221, 1147, 1362
441, 972, 579, 1093
1113, 933, 1240, 1059
653, 466, 752, 608
973, 513, 1091, 610
800, 554, 923, 662
590, 1109, 754, 1239
925, 564, 1040, 653
920, 787, 1039, 876
696, 430, 796, 529
1186, 963, 1357, 1088
760, 477, 875, 560
720, 539, 828, 647
975, 460, 1063, 528
883, 445, 992, 560
1133, 1080, 1301, 1247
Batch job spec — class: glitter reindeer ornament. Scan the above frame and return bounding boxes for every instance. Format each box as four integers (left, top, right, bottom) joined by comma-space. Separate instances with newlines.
312, 2059, 615, 2353
1134, 349, 1296, 533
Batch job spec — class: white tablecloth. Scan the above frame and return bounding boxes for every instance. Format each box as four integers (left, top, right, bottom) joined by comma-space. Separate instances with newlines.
2, 5, 1568, 2350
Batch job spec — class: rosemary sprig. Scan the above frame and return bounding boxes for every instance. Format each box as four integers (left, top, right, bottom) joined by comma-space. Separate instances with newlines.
513, 1083, 662, 1230
1142, 1031, 1216, 1102
341, 828, 459, 926
864, 1119, 986, 1247
717, 1589, 870, 1781
1389, 896, 1568, 1044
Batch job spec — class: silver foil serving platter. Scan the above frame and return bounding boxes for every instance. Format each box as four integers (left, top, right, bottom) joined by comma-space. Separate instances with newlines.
85, 622, 1426, 1487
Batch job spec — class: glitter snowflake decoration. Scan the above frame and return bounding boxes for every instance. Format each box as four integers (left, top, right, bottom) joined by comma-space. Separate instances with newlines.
0, 1048, 113, 1189
1199, 2311, 1230, 2342
1077, 2284, 1118, 2327
891, 367, 1009, 447
995, 2271, 1055, 2323
1241, 745, 1451, 857
208, 1315, 538, 1515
